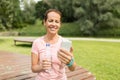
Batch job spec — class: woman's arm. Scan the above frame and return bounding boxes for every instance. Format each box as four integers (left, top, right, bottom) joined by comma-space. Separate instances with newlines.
31, 53, 42, 73
31, 53, 52, 73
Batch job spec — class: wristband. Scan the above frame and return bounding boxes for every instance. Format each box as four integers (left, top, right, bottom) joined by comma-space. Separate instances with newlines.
67, 58, 74, 67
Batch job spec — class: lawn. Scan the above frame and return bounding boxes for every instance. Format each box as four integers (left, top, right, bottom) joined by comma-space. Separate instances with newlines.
0, 37, 31, 55
73, 40, 120, 80
0, 37, 120, 80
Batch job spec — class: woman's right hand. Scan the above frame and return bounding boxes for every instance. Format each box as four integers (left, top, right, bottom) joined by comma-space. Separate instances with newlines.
42, 59, 51, 70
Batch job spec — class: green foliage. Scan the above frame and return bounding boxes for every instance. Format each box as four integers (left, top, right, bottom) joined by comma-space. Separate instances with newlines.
49, 0, 75, 22
35, 0, 75, 22
73, 0, 120, 36
0, 0, 14, 30
59, 22, 80, 36
6, 19, 120, 37
19, 20, 46, 36
21, 0, 36, 24
35, 0, 50, 20
0, 0, 24, 30
1, 0, 120, 37
96, 28, 120, 37
18, 20, 80, 37
12, 0, 23, 28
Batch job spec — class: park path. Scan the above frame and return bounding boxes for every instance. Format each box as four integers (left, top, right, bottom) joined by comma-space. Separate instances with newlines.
0, 36, 120, 42
67, 37, 120, 42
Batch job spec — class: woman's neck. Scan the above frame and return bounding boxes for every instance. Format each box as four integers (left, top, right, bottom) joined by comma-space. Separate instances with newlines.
44, 34, 59, 44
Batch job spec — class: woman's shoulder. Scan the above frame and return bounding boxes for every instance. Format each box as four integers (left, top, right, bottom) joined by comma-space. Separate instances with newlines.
33, 36, 44, 43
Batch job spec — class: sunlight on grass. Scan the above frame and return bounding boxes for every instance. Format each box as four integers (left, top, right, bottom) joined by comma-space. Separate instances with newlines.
0, 38, 31, 55
73, 40, 120, 80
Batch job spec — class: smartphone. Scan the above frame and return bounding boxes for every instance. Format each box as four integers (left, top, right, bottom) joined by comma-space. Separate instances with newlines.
61, 39, 72, 52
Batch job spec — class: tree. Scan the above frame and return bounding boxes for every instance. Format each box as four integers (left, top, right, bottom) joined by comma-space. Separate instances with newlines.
73, 0, 120, 36
48, 0, 75, 22
0, 0, 23, 30
49, 0, 75, 22
12, 0, 24, 28
21, 0, 36, 24
35, 0, 50, 20
0, 0, 14, 30
35, 0, 75, 22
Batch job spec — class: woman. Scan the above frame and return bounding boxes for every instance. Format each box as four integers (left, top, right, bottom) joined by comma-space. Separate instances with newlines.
31, 9, 76, 80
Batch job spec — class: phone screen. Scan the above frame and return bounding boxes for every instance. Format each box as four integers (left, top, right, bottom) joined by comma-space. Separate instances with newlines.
61, 39, 72, 51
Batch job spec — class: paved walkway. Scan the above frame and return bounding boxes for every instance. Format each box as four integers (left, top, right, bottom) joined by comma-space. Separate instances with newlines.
0, 36, 120, 42
67, 37, 120, 42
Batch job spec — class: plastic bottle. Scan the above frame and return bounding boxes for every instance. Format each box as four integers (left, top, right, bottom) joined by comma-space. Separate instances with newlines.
45, 43, 52, 71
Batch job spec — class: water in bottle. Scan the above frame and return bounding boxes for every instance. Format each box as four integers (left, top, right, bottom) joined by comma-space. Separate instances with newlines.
45, 43, 52, 71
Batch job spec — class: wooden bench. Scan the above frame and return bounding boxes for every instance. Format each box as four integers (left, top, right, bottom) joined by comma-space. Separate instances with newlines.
0, 51, 96, 80
14, 38, 36, 45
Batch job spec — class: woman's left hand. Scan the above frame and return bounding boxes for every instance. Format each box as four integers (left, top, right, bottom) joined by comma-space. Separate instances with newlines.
58, 48, 73, 65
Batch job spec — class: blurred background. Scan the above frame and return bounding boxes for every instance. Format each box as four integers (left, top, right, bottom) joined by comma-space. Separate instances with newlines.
0, 0, 120, 37
0, 1, 120, 80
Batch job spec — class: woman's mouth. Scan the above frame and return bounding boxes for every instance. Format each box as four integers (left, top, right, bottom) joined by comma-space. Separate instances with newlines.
50, 27, 56, 31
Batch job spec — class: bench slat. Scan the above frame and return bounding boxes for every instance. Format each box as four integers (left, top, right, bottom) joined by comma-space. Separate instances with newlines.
0, 51, 95, 80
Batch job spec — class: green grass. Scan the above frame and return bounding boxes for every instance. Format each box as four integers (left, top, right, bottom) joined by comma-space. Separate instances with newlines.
73, 40, 120, 80
0, 38, 31, 55
0, 37, 120, 80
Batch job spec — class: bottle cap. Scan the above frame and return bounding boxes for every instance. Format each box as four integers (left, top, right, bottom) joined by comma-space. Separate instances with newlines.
46, 43, 50, 46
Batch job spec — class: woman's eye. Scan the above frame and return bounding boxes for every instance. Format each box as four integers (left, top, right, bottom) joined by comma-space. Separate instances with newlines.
48, 19, 60, 23
48, 20, 53, 22
55, 20, 60, 23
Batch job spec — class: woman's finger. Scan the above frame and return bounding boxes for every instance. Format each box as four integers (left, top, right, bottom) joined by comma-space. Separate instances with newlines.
60, 48, 72, 56
58, 50, 71, 61
58, 54, 69, 64
58, 51, 71, 64
42, 60, 51, 70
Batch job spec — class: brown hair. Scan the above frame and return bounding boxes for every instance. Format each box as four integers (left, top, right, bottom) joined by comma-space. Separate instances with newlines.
44, 9, 62, 22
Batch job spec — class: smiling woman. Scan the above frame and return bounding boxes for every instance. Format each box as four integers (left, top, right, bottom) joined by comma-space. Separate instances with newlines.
31, 9, 77, 80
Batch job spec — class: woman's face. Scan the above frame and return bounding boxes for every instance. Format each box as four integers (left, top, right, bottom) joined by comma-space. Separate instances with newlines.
44, 12, 61, 35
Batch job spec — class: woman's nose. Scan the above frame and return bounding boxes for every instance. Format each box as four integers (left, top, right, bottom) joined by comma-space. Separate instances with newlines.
52, 22, 56, 26
52, 21, 56, 25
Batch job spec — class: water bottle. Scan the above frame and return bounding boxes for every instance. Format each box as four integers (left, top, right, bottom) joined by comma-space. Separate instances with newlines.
45, 43, 52, 71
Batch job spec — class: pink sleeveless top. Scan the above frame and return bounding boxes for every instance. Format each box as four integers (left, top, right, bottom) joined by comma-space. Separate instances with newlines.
31, 36, 67, 80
